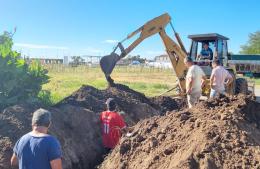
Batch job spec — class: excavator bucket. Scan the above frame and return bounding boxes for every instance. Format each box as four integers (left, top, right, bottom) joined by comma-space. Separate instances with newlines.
100, 52, 121, 86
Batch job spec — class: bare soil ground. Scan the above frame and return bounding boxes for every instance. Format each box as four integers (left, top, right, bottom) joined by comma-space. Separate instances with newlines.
100, 95, 260, 169
0, 84, 183, 169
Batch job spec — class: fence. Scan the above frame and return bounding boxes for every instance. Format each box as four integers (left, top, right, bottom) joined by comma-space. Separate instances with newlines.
43, 64, 176, 75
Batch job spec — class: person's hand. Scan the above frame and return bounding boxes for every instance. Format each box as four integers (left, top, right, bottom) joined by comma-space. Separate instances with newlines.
224, 82, 230, 88
186, 88, 192, 95
201, 81, 206, 88
121, 127, 128, 134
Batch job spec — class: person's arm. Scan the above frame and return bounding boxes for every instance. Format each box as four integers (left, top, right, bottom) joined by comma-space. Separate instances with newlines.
210, 68, 216, 88
199, 67, 207, 87
225, 71, 233, 86
201, 75, 207, 88
209, 48, 213, 60
11, 139, 20, 167
186, 77, 193, 94
186, 68, 195, 94
50, 158, 62, 169
210, 75, 214, 88
48, 138, 63, 169
10, 153, 18, 166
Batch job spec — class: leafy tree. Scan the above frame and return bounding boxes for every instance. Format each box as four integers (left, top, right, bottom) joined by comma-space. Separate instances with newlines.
124, 55, 146, 63
240, 31, 260, 54
71, 56, 85, 66
0, 31, 49, 108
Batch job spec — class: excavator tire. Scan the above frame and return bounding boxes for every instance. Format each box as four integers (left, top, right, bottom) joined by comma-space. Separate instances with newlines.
235, 78, 248, 94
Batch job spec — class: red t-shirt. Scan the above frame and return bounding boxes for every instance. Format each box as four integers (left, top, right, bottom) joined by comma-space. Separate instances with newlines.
100, 111, 126, 148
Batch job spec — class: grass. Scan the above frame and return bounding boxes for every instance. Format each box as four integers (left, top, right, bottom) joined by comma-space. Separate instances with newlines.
42, 65, 177, 104
41, 65, 260, 105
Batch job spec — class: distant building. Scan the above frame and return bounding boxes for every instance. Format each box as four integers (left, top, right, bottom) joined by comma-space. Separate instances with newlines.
64, 56, 69, 65
27, 58, 63, 64
154, 54, 170, 62
150, 54, 172, 69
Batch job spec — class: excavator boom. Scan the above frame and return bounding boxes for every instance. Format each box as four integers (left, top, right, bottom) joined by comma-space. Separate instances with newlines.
100, 13, 187, 92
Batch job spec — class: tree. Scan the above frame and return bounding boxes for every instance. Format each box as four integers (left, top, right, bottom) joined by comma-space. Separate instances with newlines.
0, 31, 49, 108
240, 31, 260, 54
71, 56, 85, 66
124, 55, 146, 64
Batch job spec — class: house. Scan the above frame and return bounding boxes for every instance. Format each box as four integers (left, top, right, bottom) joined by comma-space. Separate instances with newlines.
151, 54, 172, 68
154, 54, 170, 62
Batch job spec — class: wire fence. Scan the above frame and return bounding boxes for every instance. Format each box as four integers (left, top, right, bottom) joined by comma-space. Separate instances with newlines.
43, 64, 176, 75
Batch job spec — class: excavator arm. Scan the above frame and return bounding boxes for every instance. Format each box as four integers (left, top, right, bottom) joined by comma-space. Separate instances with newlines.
100, 13, 187, 93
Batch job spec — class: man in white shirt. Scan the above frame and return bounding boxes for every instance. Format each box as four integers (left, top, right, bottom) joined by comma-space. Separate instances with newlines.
210, 59, 233, 98
184, 57, 207, 108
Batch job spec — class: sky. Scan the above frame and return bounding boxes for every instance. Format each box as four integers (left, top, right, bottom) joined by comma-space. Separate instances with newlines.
0, 0, 259, 59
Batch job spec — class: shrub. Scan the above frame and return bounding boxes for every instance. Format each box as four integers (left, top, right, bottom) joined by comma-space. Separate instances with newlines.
0, 31, 49, 108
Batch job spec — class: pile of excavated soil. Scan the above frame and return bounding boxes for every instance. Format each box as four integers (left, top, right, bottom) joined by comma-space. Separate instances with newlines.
100, 95, 260, 169
150, 96, 186, 114
0, 104, 103, 169
0, 84, 184, 169
58, 84, 184, 125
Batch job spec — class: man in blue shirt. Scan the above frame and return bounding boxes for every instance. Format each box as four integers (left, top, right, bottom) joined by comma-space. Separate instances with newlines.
11, 108, 62, 169
199, 42, 213, 60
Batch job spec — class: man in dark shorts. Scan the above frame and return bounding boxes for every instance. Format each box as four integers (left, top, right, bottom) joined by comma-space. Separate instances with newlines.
11, 108, 62, 169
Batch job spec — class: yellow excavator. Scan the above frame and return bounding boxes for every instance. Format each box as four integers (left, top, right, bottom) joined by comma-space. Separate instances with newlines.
100, 13, 249, 96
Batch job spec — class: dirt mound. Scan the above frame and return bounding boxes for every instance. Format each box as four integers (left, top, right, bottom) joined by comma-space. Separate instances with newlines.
100, 95, 260, 169
0, 104, 37, 168
0, 104, 103, 169
58, 83, 185, 125
0, 84, 184, 169
150, 96, 186, 114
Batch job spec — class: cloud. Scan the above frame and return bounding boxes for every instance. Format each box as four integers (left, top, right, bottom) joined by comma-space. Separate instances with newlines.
14, 43, 69, 50
102, 39, 119, 44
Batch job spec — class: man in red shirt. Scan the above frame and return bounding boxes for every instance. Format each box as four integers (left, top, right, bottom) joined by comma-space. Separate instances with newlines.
100, 98, 126, 152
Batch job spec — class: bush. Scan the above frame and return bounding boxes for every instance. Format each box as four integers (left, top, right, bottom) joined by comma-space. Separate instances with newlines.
0, 31, 49, 108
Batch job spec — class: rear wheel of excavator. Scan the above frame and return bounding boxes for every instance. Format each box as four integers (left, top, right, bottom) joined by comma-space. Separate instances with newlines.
235, 78, 248, 94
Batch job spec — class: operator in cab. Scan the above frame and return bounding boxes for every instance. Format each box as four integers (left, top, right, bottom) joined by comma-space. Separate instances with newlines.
198, 42, 213, 61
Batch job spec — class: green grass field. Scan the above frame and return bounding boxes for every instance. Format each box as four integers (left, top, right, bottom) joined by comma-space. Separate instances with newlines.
42, 65, 177, 104
41, 65, 260, 105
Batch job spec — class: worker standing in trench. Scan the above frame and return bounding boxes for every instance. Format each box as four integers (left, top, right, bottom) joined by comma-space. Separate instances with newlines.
184, 57, 207, 108
11, 109, 63, 169
100, 98, 126, 153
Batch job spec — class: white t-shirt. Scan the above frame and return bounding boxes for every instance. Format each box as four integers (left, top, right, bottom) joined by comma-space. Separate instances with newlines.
186, 65, 205, 93
211, 66, 232, 91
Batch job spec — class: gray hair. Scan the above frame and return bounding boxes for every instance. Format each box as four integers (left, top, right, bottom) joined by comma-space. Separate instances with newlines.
32, 108, 51, 127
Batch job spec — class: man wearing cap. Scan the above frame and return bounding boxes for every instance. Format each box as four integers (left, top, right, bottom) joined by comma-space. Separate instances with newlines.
199, 42, 213, 60
11, 109, 62, 169
210, 59, 233, 98
100, 98, 126, 152
184, 57, 207, 108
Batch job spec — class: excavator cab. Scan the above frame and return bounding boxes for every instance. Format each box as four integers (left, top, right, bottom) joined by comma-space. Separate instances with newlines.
188, 33, 230, 77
